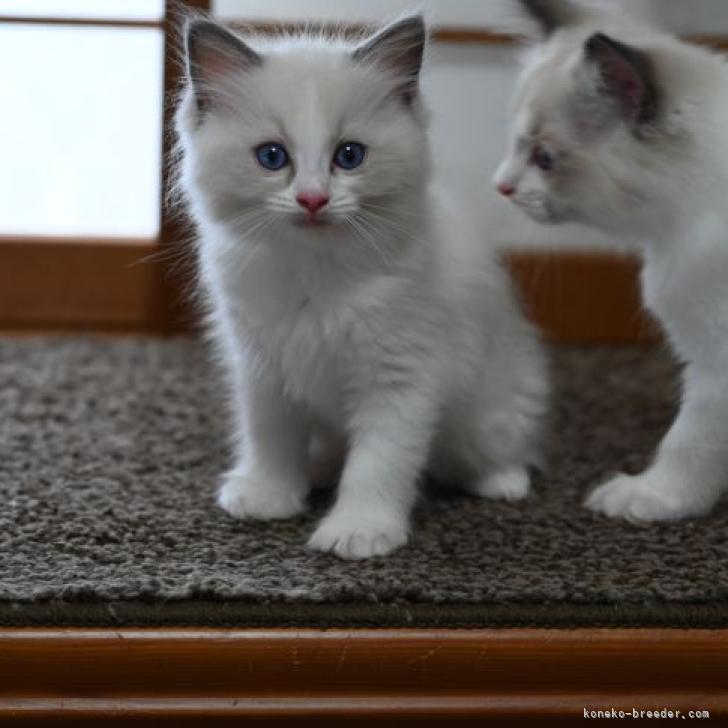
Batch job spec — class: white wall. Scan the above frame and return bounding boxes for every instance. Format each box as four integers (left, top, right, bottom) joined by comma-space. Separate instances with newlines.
213, 0, 658, 27
212, 0, 728, 248
422, 42, 612, 249
214, 0, 728, 34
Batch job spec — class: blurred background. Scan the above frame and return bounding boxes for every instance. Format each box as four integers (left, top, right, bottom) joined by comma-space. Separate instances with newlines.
2, 0, 728, 333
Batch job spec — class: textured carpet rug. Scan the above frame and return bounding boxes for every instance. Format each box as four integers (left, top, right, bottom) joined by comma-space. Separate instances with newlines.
1, 337, 727, 627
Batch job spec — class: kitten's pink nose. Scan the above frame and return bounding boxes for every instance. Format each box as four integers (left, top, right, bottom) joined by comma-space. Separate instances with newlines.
497, 182, 516, 198
296, 193, 329, 215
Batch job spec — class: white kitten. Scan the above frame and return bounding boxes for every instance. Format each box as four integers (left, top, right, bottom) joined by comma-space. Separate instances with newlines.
176, 16, 548, 559
495, 0, 728, 521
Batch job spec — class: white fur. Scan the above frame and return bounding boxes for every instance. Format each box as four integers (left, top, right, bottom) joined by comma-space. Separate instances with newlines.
177, 19, 548, 559
496, 0, 728, 521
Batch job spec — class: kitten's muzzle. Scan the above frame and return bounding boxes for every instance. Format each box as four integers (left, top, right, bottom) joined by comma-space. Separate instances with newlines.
293, 193, 331, 226
296, 193, 330, 216
513, 196, 563, 225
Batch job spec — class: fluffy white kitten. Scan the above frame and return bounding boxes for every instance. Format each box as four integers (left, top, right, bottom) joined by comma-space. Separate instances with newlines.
495, 0, 728, 521
176, 16, 548, 559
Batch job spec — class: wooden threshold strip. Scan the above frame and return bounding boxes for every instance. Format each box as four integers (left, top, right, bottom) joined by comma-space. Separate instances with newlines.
1, 628, 726, 723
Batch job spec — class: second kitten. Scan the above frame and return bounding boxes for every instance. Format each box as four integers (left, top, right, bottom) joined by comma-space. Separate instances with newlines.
496, 0, 728, 521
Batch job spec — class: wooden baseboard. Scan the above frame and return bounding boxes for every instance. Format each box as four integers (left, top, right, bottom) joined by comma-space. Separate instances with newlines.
0, 240, 171, 334
1, 628, 724, 724
506, 251, 658, 343
0, 245, 658, 343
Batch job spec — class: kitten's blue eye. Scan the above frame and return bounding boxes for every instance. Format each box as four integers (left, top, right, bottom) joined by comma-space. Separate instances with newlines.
333, 142, 366, 170
531, 145, 555, 172
256, 143, 289, 171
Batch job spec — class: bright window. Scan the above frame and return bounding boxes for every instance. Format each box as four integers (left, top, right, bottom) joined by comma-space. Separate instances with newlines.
0, 2, 165, 239
0, 23, 164, 238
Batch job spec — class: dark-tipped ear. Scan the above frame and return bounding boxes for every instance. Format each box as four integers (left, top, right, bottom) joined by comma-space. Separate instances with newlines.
518, 0, 582, 37
186, 20, 261, 112
584, 33, 659, 125
352, 15, 425, 103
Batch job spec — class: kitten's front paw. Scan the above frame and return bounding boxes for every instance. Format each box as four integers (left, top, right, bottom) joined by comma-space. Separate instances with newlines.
473, 466, 531, 503
307, 510, 408, 560
584, 473, 707, 522
218, 472, 307, 521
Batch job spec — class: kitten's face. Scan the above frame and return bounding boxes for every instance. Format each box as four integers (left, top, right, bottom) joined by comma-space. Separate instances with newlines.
494, 55, 640, 229
494, 68, 585, 226
494, 1, 666, 232
179, 18, 428, 240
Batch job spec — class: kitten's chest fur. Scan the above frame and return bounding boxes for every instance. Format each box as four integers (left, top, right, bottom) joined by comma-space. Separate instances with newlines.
248, 292, 351, 414
218, 247, 404, 419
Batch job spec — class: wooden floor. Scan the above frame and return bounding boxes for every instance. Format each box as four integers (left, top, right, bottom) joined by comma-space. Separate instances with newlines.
1, 628, 726, 724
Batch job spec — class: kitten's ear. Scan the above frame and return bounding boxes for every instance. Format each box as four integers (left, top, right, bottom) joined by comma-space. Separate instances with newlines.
185, 20, 261, 112
517, 0, 582, 37
353, 15, 425, 103
583, 33, 659, 125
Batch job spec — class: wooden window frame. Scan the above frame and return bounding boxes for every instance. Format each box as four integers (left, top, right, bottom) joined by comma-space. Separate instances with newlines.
0, 2, 210, 333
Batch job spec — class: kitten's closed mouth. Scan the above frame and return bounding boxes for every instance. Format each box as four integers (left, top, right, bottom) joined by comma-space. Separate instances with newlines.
515, 199, 563, 225
294, 216, 333, 228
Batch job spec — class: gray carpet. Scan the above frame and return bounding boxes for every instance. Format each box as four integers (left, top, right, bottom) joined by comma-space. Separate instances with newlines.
2, 337, 727, 627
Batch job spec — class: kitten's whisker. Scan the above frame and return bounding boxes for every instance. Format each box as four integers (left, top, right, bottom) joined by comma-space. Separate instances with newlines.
240, 213, 278, 239
218, 209, 269, 229
343, 216, 388, 267
346, 214, 394, 267
356, 209, 429, 251
360, 201, 422, 221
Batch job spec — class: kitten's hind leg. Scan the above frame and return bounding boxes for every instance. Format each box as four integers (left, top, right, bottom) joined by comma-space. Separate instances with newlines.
466, 347, 548, 503
308, 424, 346, 491
430, 426, 534, 503
437, 385, 545, 504
472, 465, 531, 502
